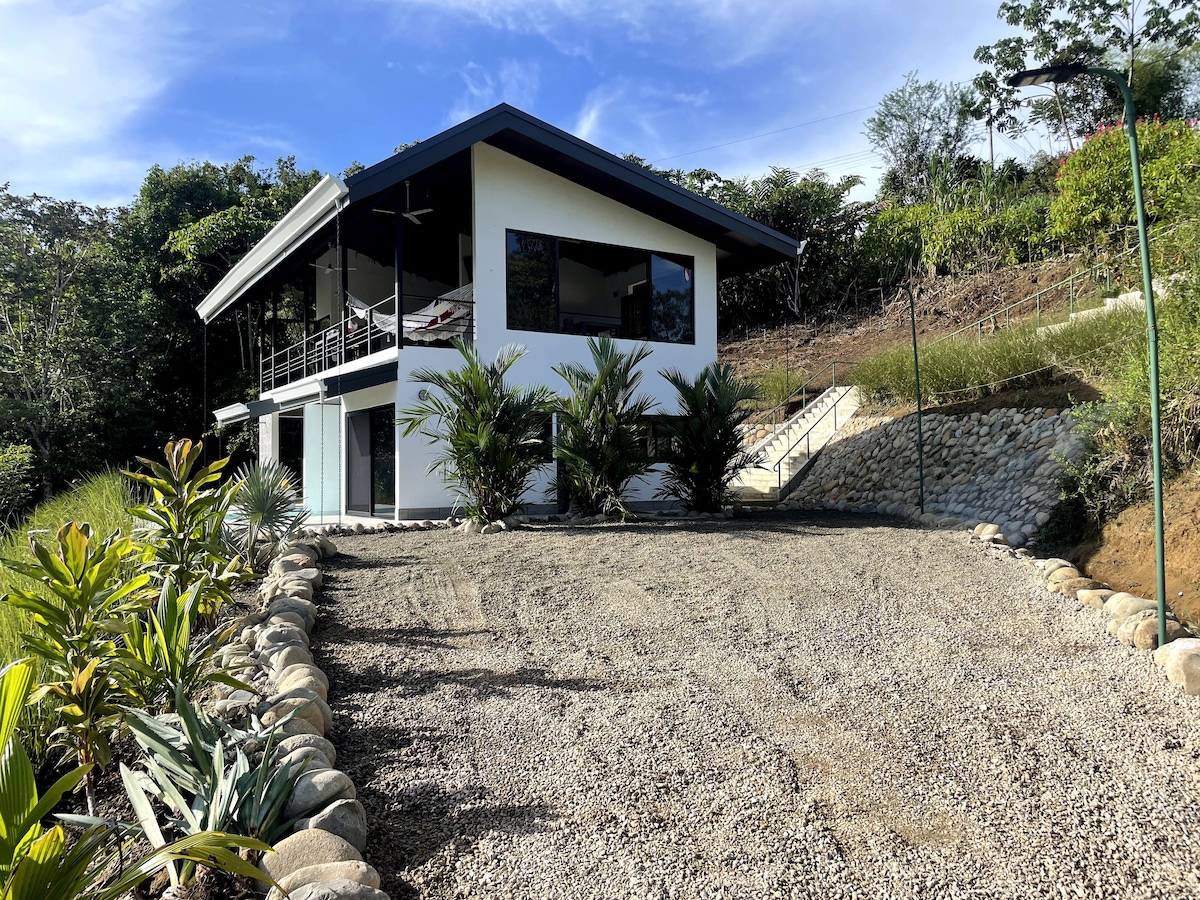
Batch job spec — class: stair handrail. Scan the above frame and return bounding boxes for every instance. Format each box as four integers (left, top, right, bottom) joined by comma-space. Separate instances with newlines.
746, 359, 856, 435
926, 220, 1183, 348
769, 386, 855, 494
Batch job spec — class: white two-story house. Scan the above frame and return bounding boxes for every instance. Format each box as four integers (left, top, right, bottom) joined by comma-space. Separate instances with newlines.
199, 104, 800, 520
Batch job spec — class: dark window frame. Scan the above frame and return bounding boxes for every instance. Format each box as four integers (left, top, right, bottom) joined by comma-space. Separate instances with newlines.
505, 229, 695, 345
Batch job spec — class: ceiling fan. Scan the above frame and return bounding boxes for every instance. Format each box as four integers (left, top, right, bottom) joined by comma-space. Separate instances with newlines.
403, 180, 433, 224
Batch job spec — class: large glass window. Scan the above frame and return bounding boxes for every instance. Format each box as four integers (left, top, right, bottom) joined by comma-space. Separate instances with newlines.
505, 230, 694, 344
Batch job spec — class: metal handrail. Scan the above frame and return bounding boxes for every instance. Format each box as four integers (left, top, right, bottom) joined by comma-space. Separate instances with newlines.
769, 386, 851, 494
746, 359, 856, 439
926, 221, 1182, 347
262, 295, 400, 392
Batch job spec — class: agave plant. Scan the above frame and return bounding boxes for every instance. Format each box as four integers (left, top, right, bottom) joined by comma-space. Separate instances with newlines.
656, 363, 764, 513
0, 660, 271, 900
398, 340, 557, 522
552, 336, 657, 518
122, 685, 305, 886
224, 460, 308, 573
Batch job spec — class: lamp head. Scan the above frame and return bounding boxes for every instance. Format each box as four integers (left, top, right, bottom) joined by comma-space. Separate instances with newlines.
1007, 64, 1087, 88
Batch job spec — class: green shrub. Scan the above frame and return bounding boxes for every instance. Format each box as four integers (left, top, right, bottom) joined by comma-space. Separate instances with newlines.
0, 444, 34, 526
399, 340, 557, 522
225, 459, 308, 573
552, 337, 656, 518
656, 364, 763, 513
1050, 119, 1200, 247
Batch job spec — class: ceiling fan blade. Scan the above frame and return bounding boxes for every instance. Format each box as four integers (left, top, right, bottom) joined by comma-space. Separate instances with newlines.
412, 207, 433, 216
403, 212, 423, 224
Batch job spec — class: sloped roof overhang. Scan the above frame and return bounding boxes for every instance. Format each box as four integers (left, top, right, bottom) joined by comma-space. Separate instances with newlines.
347, 104, 800, 278
197, 174, 349, 323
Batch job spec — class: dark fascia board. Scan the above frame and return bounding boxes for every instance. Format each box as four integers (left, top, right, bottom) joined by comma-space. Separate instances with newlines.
346, 104, 800, 272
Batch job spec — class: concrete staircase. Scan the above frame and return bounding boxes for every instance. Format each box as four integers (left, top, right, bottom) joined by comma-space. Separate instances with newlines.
733, 386, 861, 502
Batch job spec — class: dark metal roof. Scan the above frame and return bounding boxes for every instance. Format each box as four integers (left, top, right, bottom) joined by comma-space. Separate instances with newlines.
346, 104, 800, 278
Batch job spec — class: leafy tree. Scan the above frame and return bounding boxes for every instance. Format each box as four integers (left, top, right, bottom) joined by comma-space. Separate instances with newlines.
656, 364, 763, 513
552, 336, 656, 517
865, 73, 979, 205
974, 0, 1200, 145
398, 341, 557, 522
0, 189, 144, 493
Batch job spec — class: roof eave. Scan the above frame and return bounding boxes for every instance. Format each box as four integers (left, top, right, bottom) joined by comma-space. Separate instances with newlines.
197, 174, 349, 323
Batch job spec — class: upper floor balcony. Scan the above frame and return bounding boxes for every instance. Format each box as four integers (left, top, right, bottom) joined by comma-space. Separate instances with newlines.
261, 288, 474, 393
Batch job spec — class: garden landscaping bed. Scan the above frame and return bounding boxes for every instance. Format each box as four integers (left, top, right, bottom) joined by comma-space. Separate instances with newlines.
317, 514, 1200, 899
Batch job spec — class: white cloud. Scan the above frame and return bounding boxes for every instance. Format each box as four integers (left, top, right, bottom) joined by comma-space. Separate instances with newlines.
447, 59, 542, 123
384, 0, 824, 68
0, 0, 185, 153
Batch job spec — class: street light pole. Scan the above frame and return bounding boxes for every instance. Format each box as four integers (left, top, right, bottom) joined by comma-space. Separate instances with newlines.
901, 284, 925, 514
1008, 64, 1167, 648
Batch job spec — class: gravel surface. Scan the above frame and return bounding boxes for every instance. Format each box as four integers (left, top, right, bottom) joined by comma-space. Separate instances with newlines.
315, 514, 1200, 900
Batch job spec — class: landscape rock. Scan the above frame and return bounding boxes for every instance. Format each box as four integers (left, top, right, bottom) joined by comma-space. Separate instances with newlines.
1133, 617, 1188, 651
257, 829, 362, 884
1076, 588, 1114, 610
1053, 577, 1107, 598
1046, 567, 1081, 584
263, 697, 327, 734
280, 717, 322, 738
284, 769, 357, 819
283, 879, 389, 900
265, 689, 333, 732
1153, 638, 1200, 694
274, 673, 329, 701
278, 746, 332, 773
1116, 609, 1160, 646
1103, 592, 1157, 623
275, 663, 330, 692
257, 624, 310, 650
273, 733, 337, 767
295, 799, 368, 852
268, 644, 315, 672
268, 861, 381, 900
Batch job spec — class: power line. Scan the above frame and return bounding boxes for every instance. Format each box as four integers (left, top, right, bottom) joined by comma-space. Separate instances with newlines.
649, 105, 879, 164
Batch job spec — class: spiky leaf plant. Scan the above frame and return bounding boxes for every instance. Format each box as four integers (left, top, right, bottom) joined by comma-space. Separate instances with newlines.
552, 336, 656, 518
225, 460, 308, 573
656, 363, 763, 514
398, 340, 556, 522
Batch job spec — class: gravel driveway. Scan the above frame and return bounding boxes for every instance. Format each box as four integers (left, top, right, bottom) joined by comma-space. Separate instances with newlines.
315, 514, 1200, 900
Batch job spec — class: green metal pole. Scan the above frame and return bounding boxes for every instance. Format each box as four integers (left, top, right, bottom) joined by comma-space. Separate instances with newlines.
903, 285, 925, 514
1089, 66, 1167, 648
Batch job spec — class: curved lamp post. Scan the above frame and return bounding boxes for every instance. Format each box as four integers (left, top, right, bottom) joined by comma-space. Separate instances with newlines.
1008, 64, 1167, 648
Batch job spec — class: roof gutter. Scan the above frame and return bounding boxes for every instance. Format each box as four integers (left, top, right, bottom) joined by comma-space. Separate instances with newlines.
196, 174, 349, 323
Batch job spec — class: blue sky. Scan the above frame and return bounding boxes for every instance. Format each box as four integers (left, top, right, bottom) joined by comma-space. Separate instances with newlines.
0, 0, 1049, 207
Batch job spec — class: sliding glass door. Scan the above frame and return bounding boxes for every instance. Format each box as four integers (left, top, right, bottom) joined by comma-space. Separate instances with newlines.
345, 405, 396, 518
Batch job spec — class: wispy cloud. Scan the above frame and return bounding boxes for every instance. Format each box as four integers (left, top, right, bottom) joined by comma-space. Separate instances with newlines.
0, 0, 186, 153
384, 0, 823, 68
447, 59, 541, 123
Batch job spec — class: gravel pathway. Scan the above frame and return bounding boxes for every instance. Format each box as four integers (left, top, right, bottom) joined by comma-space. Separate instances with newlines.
315, 514, 1200, 900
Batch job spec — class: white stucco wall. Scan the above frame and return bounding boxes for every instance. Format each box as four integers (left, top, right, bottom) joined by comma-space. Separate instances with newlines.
464, 141, 719, 506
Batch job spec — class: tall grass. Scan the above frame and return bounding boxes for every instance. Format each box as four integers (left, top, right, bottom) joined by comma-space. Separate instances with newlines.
0, 472, 135, 667
852, 308, 1146, 407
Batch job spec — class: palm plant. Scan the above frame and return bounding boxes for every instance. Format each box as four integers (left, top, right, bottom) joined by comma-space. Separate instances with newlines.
0, 660, 271, 900
552, 336, 656, 517
398, 340, 556, 522
224, 460, 308, 573
656, 363, 763, 513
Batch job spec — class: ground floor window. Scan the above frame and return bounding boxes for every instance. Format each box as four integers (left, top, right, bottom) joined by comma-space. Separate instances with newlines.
278, 412, 304, 483
346, 405, 395, 518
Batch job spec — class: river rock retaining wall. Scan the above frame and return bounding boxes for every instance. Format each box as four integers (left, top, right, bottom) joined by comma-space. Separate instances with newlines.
785, 407, 1085, 548
211, 530, 390, 900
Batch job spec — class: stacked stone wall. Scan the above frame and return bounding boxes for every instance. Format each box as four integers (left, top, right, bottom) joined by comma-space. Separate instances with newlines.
787, 407, 1084, 547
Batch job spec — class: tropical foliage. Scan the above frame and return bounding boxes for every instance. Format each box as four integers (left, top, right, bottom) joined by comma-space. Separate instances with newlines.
225, 460, 308, 572
398, 340, 556, 522
552, 337, 657, 517
656, 364, 764, 513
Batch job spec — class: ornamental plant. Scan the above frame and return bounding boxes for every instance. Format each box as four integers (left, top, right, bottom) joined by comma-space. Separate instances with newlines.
656, 363, 763, 513
398, 340, 557, 522
125, 440, 248, 618
552, 336, 656, 518
1050, 118, 1200, 246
